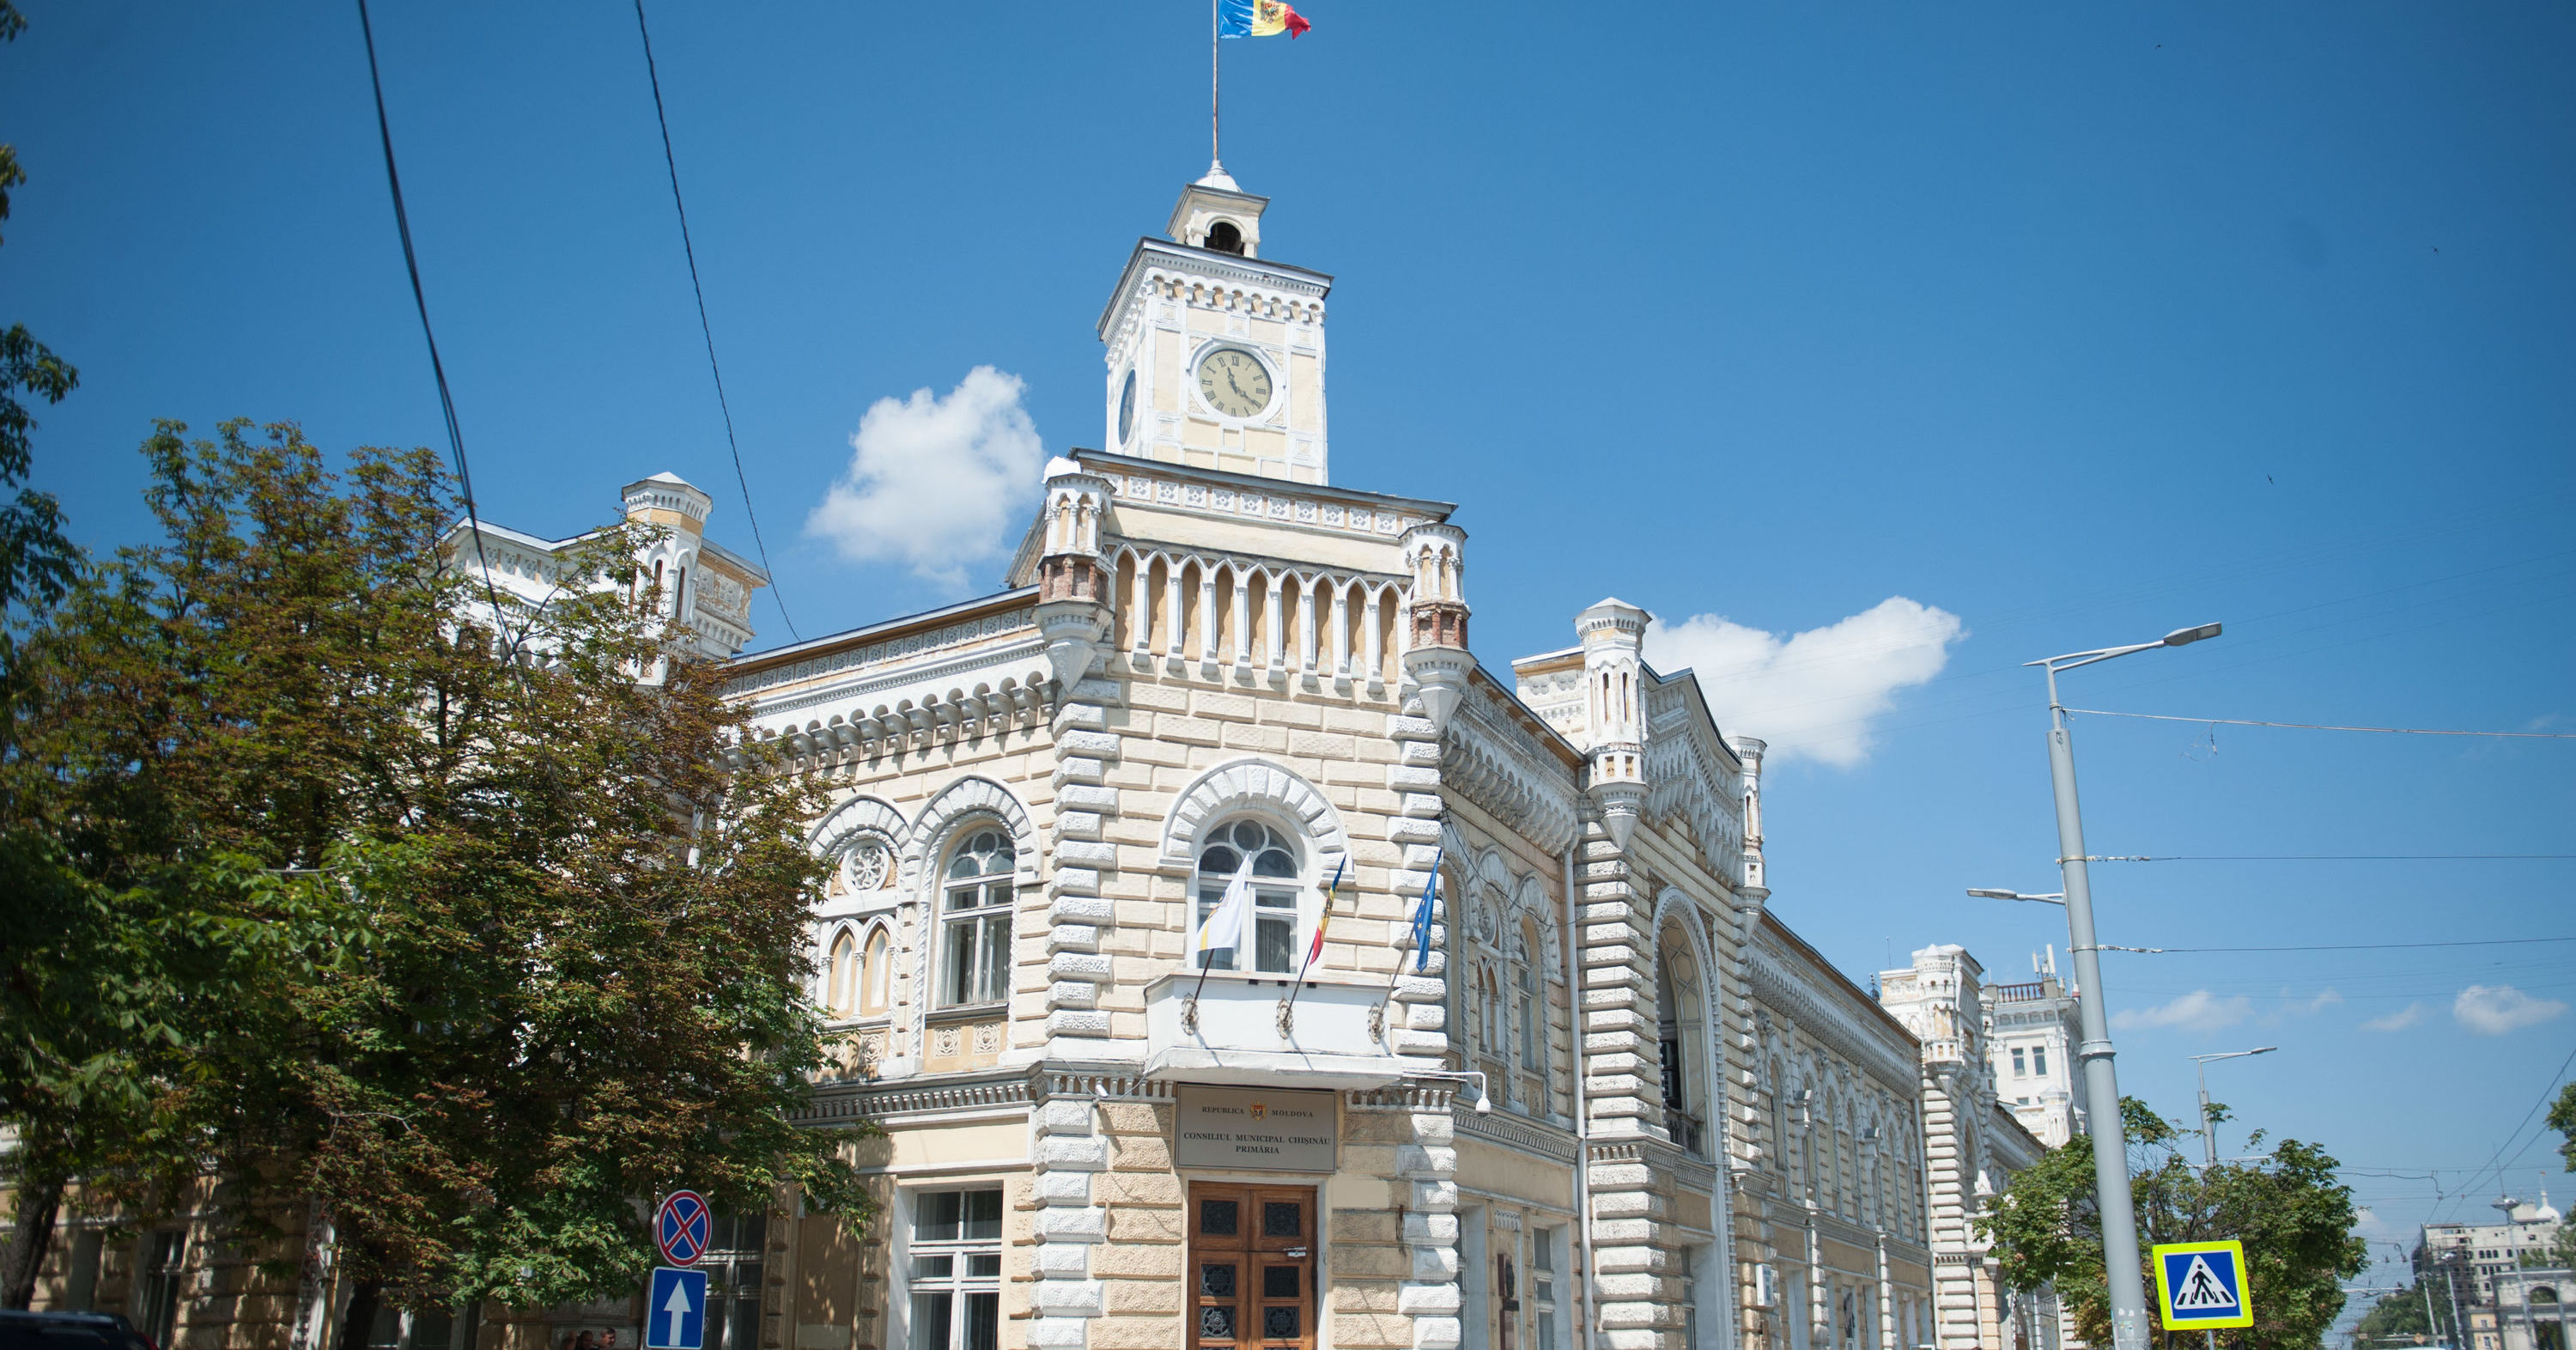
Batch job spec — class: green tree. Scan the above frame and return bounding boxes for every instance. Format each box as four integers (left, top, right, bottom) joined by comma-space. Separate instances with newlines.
0, 0, 97, 1310
1978, 1097, 2368, 1350
3, 420, 869, 1330
2350, 1281, 2450, 1347
2549, 1081, 2576, 1172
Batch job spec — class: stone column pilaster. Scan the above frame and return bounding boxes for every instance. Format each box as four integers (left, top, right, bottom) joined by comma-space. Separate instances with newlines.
1028, 1089, 1109, 1350
1045, 678, 1127, 1052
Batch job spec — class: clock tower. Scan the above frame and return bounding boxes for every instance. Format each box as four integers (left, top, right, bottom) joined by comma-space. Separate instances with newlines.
1097, 165, 1334, 483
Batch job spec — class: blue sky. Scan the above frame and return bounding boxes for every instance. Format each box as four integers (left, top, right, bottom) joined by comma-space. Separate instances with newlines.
7, 0, 2572, 1291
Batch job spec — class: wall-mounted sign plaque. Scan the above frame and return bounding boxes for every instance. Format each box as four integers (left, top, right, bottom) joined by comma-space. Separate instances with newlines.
1175, 1085, 1338, 1173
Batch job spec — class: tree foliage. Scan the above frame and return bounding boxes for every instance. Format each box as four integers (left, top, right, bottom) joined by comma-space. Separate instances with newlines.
3, 420, 867, 1318
2350, 1282, 2451, 1348
1978, 1097, 2367, 1350
2549, 1081, 2576, 1174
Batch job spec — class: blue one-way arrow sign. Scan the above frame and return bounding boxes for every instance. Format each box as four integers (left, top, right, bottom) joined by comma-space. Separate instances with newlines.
647, 1267, 708, 1350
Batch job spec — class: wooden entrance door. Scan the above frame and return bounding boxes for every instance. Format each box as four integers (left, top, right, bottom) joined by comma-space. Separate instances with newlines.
1188, 1183, 1317, 1350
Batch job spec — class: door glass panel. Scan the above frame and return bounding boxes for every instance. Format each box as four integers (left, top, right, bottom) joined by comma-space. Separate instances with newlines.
1201, 1264, 1237, 1298
1262, 1201, 1302, 1238
1200, 1200, 1239, 1236
1262, 1307, 1301, 1340
1263, 1267, 1298, 1298
1200, 1307, 1236, 1341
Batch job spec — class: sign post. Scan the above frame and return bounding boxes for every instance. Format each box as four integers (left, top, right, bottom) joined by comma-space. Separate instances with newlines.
2154, 1238, 2255, 1350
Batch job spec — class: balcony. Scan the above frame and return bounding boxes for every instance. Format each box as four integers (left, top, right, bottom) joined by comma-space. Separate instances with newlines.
1142, 969, 1413, 1089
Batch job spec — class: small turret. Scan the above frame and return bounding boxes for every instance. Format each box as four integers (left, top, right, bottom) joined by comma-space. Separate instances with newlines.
1577, 598, 1651, 849
1397, 521, 1470, 733
1033, 458, 1115, 690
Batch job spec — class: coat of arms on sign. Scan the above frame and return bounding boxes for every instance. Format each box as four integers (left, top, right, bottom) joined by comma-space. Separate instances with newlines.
1250, 1103, 1267, 1121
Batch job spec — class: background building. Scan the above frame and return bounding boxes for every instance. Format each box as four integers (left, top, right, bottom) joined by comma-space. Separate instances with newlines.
1880, 947, 2059, 1350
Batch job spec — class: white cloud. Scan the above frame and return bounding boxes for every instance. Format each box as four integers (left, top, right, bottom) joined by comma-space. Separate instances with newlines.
807, 366, 1046, 590
2360, 1002, 2427, 1032
2453, 984, 2569, 1036
2293, 988, 2343, 1015
1643, 598, 1965, 767
2111, 989, 2253, 1033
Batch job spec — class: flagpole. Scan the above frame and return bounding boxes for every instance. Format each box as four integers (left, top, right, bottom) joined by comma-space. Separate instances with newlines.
1210, 0, 1220, 167
1277, 859, 1343, 1033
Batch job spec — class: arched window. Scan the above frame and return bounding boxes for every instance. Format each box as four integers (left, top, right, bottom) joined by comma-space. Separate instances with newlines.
860, 927, 891, 1015
1206, 220, 1244, 255
1478, 964, 1504, 1052
1193, 818, 1300, 973
1656, 927, 1707, 1155
826, 929, 858, 1014
2533, 1286, 2560, 1304
1516, 918, 1541, 1073
940, 828, 1013, 1006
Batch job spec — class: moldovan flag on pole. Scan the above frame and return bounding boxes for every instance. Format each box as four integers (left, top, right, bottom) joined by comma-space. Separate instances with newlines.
1303, 858, 1346, 970
1220, 0, 1312, 39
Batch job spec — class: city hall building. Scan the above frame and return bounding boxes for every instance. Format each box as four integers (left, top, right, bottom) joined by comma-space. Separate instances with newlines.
14, 167, 2121, 1350
701, 167, 1941, 1350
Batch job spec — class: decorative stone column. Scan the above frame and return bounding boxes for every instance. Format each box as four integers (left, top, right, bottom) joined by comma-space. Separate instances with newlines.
1029, 1083, 1109, 1350
1385, 712, 1450, 1067
1035, 461, 1127, 1055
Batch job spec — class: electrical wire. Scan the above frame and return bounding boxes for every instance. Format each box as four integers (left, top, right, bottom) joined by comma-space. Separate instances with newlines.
2432, 1042, 2576, 1224
631, 0, 799, 642
2067, 709, 2576, 739
353, 0, 519, 660
2148, 936, 2576, 954
2095, 854, 2576, 862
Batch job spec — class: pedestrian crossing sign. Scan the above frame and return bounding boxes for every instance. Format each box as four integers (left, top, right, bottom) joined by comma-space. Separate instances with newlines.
2153, 1240, 2254, 1329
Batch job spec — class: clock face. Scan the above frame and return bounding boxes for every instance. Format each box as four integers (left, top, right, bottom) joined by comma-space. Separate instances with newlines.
1194, 347, 1273, 419
1117, 369, 1137, 444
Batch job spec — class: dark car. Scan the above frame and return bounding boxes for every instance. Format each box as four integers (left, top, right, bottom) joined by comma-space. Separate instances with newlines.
0, 1310, 157, 1350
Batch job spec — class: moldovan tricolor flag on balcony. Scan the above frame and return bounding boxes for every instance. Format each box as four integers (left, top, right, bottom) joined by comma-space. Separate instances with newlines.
1220, 0, 1312, 40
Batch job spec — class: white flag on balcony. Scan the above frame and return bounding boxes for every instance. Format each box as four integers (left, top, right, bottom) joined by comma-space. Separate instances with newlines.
1194, 856, 1257, 961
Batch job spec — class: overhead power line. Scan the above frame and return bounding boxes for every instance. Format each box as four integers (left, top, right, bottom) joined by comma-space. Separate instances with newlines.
631, 0, 799, 642
2148, 935, 2576, 954
2093, 854, 2576, 862
2066, 708, 2576, 739
353, 0, 519, 659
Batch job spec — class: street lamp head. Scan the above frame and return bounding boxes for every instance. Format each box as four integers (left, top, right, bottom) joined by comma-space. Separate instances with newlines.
2162, 622, 2224, 648
2251, 1045, 2278, 1055
1965, 888, 2020, 900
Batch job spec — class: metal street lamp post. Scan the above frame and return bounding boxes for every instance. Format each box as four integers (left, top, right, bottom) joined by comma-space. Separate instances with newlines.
1971, 621, 2223, 1350
2190, 1047, 2277, 1168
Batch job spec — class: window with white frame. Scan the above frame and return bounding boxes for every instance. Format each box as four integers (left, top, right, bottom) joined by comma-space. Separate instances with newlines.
860, 927, 891, 1015
137, 1228, 187, 1348
908, 1189, 1002, 1350
699, 1210, 769, 1350
2011, 1046, 2027, 1076
1192, 818, 1301, 973
940, 830, 1013, 1006
2032, 1044, 2049, 1075
827, 929, 860, 1015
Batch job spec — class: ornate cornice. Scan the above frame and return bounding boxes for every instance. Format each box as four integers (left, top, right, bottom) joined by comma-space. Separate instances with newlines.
1455, 1108, 1579, 1165
1748, 935, 1919, 1096
1642, 675, 1747, 881
726, 600, 1037, 698
1446, 681, 1582, 855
